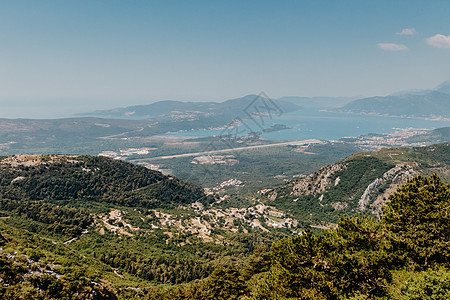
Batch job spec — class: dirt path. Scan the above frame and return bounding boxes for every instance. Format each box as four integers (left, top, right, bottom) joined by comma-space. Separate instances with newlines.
63, 229, 89, 244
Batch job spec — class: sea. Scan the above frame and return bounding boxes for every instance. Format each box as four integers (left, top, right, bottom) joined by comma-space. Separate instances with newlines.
165, 108, 450, 141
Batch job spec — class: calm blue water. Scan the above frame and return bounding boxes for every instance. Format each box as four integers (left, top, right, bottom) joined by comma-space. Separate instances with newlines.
166, 109, 450, 141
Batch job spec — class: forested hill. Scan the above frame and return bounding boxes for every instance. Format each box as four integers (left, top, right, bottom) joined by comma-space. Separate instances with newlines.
0, 154, 207, 205
0, 153, 449, 298
0, 155, 208, 234
3, 174, 446, 299
266, 142, 450, 224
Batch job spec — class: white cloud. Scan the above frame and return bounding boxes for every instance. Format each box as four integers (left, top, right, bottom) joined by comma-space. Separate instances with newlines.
397, 28, 416, 36
426, 34, 450, 49
377, 43, 409, 51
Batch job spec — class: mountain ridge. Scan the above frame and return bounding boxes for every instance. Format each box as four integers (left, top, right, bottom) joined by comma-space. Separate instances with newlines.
340, 90, 450, 118
264, 142, 450, 224
78, 94, 302, 120
339, 79, 450, 118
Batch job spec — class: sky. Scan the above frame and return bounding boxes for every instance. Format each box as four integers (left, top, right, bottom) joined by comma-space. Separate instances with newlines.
1, 0, 450, 118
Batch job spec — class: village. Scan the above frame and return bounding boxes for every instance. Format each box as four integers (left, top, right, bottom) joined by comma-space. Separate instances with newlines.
98, 198, 301, 244
345, 128, 432, 151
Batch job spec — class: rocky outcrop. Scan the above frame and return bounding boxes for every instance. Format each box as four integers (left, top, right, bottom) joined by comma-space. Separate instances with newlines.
291, 163, 346, 196
285, 160, 418, 215
356, 163, 418, 213
358, 178, 383, 210
369, 164, 418, 216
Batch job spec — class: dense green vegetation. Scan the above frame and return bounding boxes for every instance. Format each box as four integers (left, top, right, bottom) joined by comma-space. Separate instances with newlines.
141, 174, 450, 299
1, 155, 207, 207
0, 154, 288, 298
0, 222, 118, 299
0, 155, 209, 237
0, 151, 449, 299
270, 143, 450, 225
272, 155, 394, 224
0, 218, 284, 299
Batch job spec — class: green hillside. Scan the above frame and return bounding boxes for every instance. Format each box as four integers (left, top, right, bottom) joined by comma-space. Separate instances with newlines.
1, 152, 449, 299
0, 155, 285, 298
266, 143, 450, 224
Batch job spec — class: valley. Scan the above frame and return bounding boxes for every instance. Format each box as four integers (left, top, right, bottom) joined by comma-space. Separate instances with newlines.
1, 143, 450, 298
1, 85, 450, 299
2, 2, 450, 298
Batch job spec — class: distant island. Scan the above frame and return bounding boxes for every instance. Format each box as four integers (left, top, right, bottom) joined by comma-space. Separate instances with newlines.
262, 124, 290, 133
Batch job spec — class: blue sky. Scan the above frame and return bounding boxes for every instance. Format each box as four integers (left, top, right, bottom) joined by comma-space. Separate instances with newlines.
1, 0, 450, 118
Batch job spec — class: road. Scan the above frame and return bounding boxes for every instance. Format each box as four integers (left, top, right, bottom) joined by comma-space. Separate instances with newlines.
133, 139, 323, 161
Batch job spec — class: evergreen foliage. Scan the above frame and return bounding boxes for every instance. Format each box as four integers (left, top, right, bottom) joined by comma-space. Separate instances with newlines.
0, 155, 209, 237
0, 153, 449, 300
250, 174, 449, 299
382, 174, 450, 268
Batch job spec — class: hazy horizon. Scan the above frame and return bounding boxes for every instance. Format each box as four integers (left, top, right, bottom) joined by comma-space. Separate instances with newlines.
1, 1, 450, 118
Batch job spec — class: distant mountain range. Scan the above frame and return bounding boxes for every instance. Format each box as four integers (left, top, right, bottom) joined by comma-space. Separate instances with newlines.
277, 96, 355, 109
339, 80, 450, 118
435, 79, 450, 94
81, 80, 450, 120
79, 94, 302, 120
2, 81, 450, 156
0, 95, 303, 155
